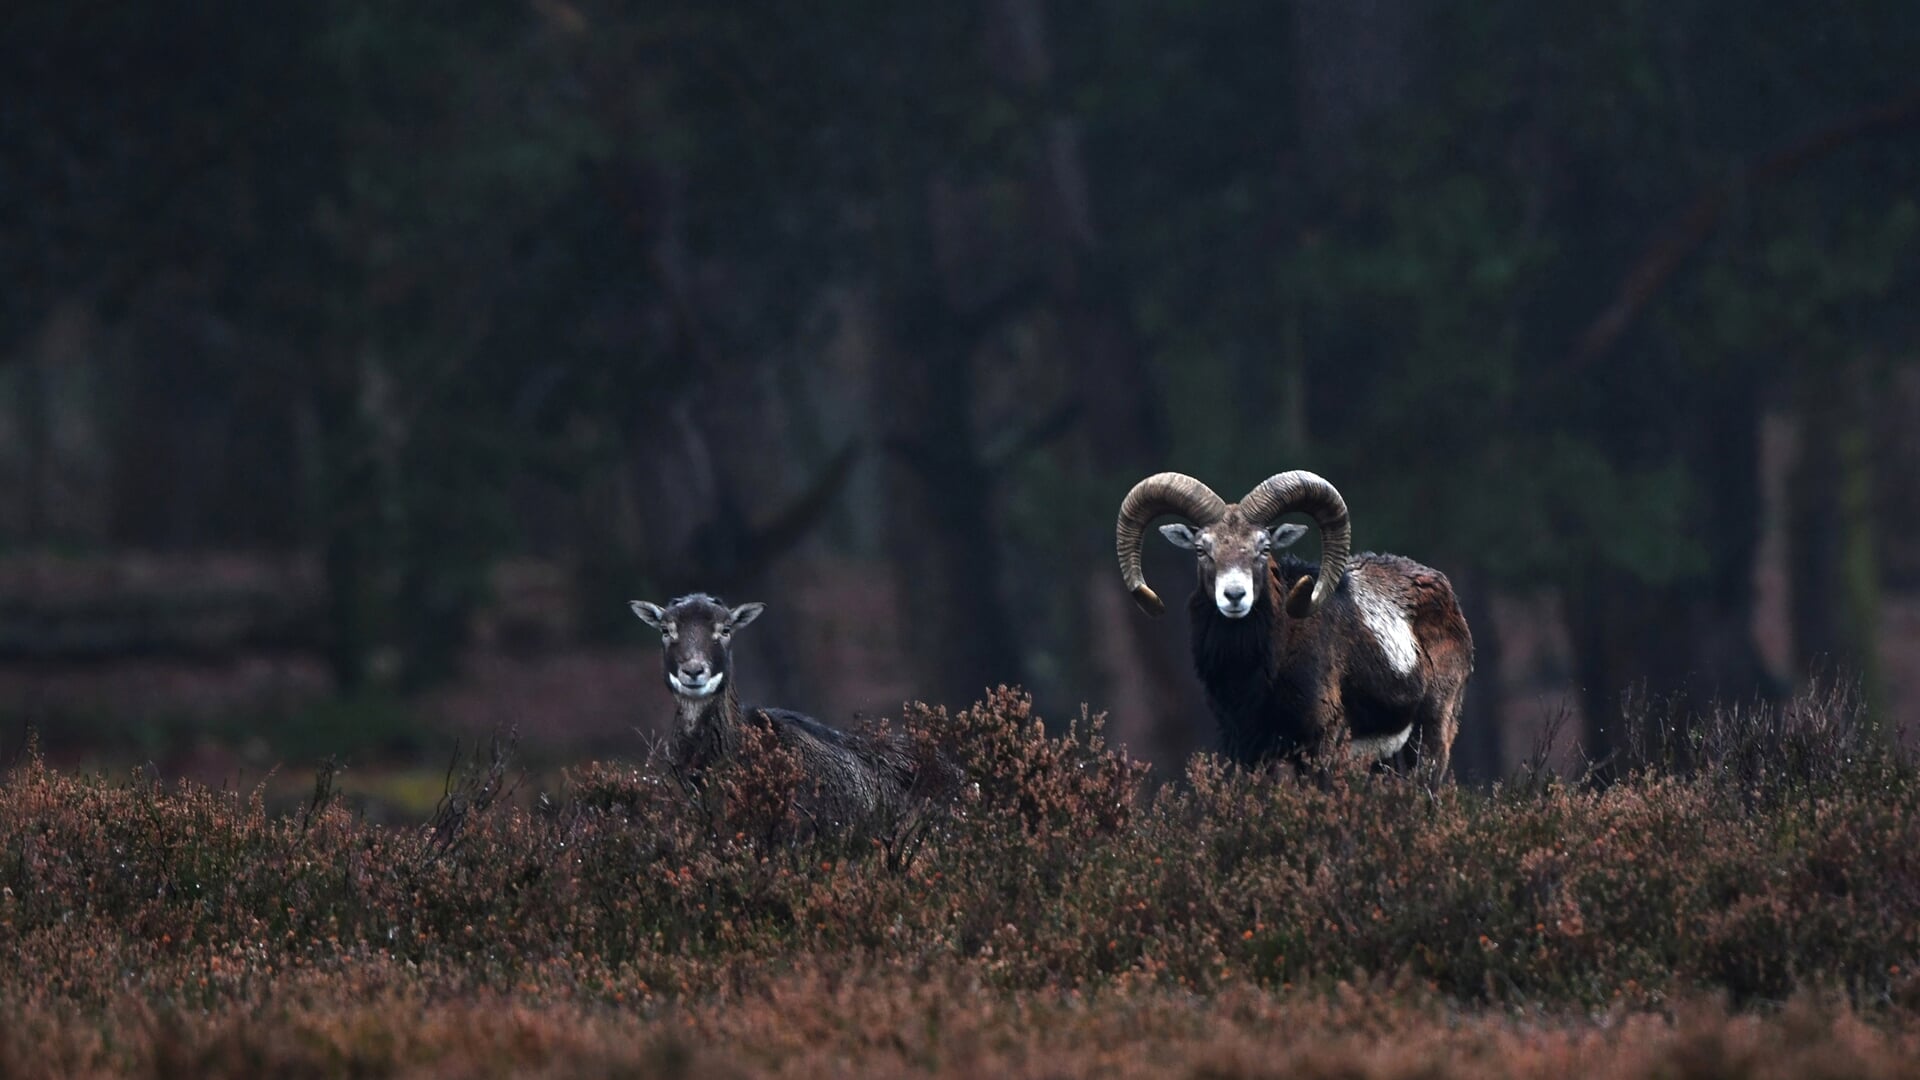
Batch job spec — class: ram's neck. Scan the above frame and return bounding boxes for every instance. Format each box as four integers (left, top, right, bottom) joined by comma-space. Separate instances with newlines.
1189, 569, 1280, 671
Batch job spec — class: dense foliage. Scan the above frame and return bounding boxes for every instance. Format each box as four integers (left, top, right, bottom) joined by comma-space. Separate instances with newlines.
4, 687, 1919, 1074
6, 1, 1916, 741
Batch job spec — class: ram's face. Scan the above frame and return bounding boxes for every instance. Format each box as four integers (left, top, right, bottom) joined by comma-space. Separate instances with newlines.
629, 597, 764, 698
1159, 518, 1308, 619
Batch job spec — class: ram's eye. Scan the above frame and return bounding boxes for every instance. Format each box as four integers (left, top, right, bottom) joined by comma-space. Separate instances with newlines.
717, 627, 731, 639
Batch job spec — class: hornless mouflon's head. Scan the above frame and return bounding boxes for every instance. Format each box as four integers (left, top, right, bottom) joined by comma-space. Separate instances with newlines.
629, 592, 765, 699
1114, 470, 1353, 621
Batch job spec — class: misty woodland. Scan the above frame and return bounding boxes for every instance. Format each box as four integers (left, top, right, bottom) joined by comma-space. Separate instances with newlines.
8, 0, 1920, 1076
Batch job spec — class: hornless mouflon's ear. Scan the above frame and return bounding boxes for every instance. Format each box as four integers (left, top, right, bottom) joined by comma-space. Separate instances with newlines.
1270, 523, 1310, 549
630, 601, 667, 628
728, 602, 765, 629
1159, 523, 1199, 550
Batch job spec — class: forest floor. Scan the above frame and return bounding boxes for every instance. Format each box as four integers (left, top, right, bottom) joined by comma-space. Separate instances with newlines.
4, 686, 1919, 1077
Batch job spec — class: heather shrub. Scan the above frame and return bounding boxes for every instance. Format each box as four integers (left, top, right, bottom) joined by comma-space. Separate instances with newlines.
1616, 681, 1902, 806
1, 682, 1917, 1025
4, 971, 1919, 1078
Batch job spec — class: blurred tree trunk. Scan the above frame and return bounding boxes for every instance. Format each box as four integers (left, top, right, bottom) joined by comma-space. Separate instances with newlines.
309, 354, 384, 694
1679, 379, 1777, 704
573, 145, 832, 704
1065, 314, 1196, 764
1790, 358, 1884, 716
1293, 0, 1426, 185
877, 289, 1023, 709
1563, 566, 1627, 771
1837, 376, 1884, 721
108, 352, 185, 549
20, 333, 49, 547
565, 153, 703, 646
1448, 564, 1504, 784
1566, 378, 1775, 772
981, 0, 1199, 761
394, 426, 492, 692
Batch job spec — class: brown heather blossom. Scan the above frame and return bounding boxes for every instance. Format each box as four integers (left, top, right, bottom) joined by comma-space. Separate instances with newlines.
0, 685, 1917, 1075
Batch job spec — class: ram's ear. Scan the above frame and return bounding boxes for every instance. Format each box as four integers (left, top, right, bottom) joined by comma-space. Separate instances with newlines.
1159, 523, 1199, 550
728, 602, 765, 629
1270, 523, 1310, 549
630, 601, 667, 629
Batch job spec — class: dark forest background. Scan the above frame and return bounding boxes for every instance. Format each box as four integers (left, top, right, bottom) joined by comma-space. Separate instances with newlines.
3, 0, 1917, 787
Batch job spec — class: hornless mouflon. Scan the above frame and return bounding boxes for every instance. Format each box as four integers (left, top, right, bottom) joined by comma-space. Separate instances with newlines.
631, 592, 949, 828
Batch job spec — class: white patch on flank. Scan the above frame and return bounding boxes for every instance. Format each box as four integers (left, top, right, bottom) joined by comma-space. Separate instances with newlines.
1349, 724, 1413, 762
668, 671, 724, 697
1214, 567, 1256, 618
1352, 574, 1419, 675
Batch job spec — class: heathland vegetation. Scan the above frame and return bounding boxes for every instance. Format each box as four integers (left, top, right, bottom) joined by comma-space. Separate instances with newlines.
4, 686, 1918, 1076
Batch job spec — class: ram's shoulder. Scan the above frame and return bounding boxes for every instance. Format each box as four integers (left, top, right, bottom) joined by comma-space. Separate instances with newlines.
1353, 552, 1447, 586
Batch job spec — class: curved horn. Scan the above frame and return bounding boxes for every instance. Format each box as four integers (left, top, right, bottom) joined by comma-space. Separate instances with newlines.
1115, 473, 1227, 616
1237, 471, 1351, 618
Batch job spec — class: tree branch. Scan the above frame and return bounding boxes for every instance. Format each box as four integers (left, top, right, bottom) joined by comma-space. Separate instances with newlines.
880, 434, 941, 481
736, 439, 866, 566
1562, 86, 1920, 381
984, 396, 1084, 475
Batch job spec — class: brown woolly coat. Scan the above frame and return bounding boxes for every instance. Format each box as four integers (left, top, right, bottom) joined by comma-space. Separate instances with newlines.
1188, 551, 1473, 775
670, 684, 937, 831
